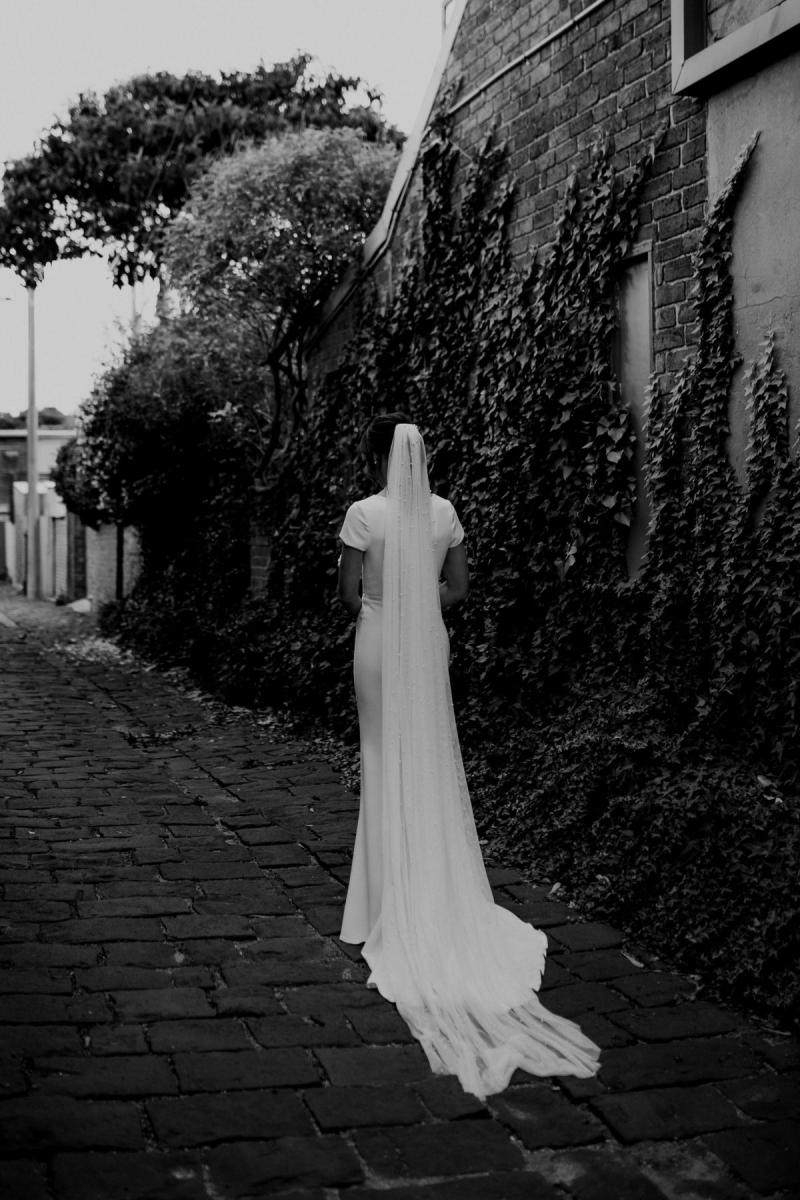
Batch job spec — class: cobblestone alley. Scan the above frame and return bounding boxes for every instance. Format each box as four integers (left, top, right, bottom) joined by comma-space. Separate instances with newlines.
1, 589, 798, 1200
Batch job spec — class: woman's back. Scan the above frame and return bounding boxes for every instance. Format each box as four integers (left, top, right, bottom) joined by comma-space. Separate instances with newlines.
341, 492, 464, 602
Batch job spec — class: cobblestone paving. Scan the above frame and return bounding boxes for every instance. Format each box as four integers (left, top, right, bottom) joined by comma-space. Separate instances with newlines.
1, 588, 798, 1200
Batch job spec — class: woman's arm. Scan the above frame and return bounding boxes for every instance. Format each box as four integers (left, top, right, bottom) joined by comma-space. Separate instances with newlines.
439, 543, 469, 610
337, 543, 364, 616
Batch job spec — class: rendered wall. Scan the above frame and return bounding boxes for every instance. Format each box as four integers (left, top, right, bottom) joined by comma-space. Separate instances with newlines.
706, 48, 800, 475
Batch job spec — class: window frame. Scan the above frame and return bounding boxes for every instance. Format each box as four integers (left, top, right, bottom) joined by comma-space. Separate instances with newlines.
671, 0, 800, 94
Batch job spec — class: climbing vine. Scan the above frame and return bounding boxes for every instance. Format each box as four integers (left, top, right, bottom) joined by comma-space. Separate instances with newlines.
641, 131, 799, 783
101, 111, 798, 791
99, 112, 799, 1021
207, 117, 798, 796
234, 120, 661, 731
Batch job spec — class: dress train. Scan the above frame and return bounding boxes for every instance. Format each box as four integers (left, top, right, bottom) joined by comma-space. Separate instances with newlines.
340, 426, 601, 1098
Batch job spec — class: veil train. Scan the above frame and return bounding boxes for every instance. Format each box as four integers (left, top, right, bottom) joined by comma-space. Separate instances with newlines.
360, 424, 601, 1099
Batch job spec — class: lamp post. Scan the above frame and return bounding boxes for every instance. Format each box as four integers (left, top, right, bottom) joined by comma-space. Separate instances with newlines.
25, 284, 39, 598
0, 289, 38, 595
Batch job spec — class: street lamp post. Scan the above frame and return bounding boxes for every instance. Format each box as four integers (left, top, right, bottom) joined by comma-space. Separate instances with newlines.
25, 285, 39, 599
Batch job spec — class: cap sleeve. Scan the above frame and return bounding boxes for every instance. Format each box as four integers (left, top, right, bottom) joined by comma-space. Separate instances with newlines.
339, 500, 369, 551
449, 502, 465, 549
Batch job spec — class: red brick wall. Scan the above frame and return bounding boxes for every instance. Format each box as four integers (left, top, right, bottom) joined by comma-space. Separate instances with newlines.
286, 0, 713, 593
307, 285, 360, 388
86, 524, 141, 607
67, 511, 86, 599
437, 0, 707, 386
309, 175, 426, 385
309, 0, 709, 395
249, 531, 271, 594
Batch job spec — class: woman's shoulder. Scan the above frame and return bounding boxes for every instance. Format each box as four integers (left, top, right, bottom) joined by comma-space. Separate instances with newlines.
432, 493, 465, 546
345, 492, 386, 525
431, 493, 458, 514
348, 492, 382, 518
345, 492, 383, 511
353, 492, 457, 515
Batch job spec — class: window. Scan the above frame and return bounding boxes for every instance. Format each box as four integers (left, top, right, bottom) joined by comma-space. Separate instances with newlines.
672, 0, 800, 94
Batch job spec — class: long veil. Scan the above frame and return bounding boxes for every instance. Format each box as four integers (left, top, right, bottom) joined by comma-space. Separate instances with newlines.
360, 424, 601, 1099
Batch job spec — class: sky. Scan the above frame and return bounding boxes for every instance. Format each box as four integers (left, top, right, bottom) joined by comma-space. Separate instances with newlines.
0, 0, 445, 416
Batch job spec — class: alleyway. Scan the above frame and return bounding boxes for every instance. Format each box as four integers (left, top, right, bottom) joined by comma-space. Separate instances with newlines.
1, 588, 798, 1200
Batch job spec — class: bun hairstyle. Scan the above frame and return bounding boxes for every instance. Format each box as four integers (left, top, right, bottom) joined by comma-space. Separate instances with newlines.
360, 412, 413, 473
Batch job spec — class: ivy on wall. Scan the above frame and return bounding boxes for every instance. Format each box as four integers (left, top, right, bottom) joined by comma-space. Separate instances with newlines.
642, 131, 799, 782
101, 111, 799, 1020
215, 117, 797, 795
243, 118, 663, 730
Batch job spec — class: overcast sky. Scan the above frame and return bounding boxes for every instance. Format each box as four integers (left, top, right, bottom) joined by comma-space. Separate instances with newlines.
0, 0, 444, 415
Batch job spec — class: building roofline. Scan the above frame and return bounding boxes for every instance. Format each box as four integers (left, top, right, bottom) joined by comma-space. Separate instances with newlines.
0, 427, 75, 437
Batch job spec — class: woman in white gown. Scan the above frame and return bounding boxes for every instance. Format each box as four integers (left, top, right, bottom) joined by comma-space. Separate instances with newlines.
337, 414, 601, 1099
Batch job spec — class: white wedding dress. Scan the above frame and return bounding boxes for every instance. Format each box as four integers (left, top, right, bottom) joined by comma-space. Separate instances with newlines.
338, 426, 601, 1099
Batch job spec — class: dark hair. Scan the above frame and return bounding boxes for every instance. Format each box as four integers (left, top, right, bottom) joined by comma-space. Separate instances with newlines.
360, 411, 412, 466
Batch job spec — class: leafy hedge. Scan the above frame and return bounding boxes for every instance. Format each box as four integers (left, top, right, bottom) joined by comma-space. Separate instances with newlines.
238, 120, 798, 781
468, 680, 799, 1024
640, 133, 800, 781
242, 125, 661, 730
220, 118, 797, 1023
61, 312, 257, 662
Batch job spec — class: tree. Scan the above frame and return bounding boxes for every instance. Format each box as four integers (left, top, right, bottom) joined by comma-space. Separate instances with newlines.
0, 57, 402, 287
39, 407, 72, 427
0, 412, 26, 429
164, 128, 399, 472
54, 311, 256, 522
53, 309, 259, 652
0, 154, 65, 286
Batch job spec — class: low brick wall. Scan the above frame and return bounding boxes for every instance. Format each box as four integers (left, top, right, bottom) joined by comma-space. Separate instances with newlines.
249, 532, 271, 595
86, 524, 141, 607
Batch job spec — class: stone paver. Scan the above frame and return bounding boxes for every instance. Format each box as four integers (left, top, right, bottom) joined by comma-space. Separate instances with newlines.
1, 585, 799, 1200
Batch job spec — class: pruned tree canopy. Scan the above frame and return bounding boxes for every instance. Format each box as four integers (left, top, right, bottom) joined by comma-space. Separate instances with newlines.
166, 128, 397, 340
164, 127, 399, 468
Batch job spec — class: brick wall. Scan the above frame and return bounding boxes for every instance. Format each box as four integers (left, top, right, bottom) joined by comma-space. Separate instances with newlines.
309, 0, 711, 393
309, 174, 426, 386
293, 0, 722, 590
307, 284, 360, 388
67, 512, 86, 599
434, 0, 707, 387
86, 524, 141, 608
294, 0, 713, 586
249, 531, 271, 594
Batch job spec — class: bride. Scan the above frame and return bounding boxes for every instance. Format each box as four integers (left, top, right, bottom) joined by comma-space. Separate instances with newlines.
336, 413, 601, 1099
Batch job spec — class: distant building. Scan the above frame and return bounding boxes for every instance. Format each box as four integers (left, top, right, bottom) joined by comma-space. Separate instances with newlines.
1, 426, 141, 606
0, 427, 76, 591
